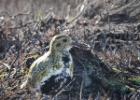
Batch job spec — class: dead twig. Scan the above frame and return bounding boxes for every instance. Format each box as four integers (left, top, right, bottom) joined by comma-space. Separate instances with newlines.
80, 73, 84, 100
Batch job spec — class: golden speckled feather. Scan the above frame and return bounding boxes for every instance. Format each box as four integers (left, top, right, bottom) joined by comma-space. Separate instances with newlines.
20, 34, 73, 95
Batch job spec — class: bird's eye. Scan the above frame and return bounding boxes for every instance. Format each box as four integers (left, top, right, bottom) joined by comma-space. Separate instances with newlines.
56, 43, 61, 47
63, 39, 67, 42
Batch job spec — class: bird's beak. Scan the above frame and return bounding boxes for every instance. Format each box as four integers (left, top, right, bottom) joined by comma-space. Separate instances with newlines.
67, 40, 74, 50
71, 41, 80, 47
71, 42, 76, 46
71, 41, 91, 50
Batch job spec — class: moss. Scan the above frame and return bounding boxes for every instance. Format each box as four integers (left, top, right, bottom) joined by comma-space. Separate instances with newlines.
106, 80, 134, 94
128, 76, 140, 85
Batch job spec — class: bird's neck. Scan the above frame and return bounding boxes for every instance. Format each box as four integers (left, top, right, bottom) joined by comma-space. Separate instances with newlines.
49, 49, 70, 69
48, 50, 62, 68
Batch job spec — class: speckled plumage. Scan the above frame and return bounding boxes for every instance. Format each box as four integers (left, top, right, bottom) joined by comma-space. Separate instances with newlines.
20, 34, 73, 95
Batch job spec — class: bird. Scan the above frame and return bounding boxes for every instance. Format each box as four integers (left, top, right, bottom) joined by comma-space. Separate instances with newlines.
20, 34, 74, 97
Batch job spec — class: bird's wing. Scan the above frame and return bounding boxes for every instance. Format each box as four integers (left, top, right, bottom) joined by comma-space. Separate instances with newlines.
30, 53, 50, 73
21, 55, 50, 88
20, 59, 43, 89
28, 56, 49, 83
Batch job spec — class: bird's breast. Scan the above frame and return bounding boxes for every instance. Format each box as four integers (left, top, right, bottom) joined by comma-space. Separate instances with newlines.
39, 55, 73, 95
39, 67, 72, 95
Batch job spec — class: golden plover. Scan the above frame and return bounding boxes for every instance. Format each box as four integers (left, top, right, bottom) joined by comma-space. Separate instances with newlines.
20, 34, 73, 96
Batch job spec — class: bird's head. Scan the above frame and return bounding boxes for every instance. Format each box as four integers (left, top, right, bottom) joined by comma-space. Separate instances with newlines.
49, 34, 72, 53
